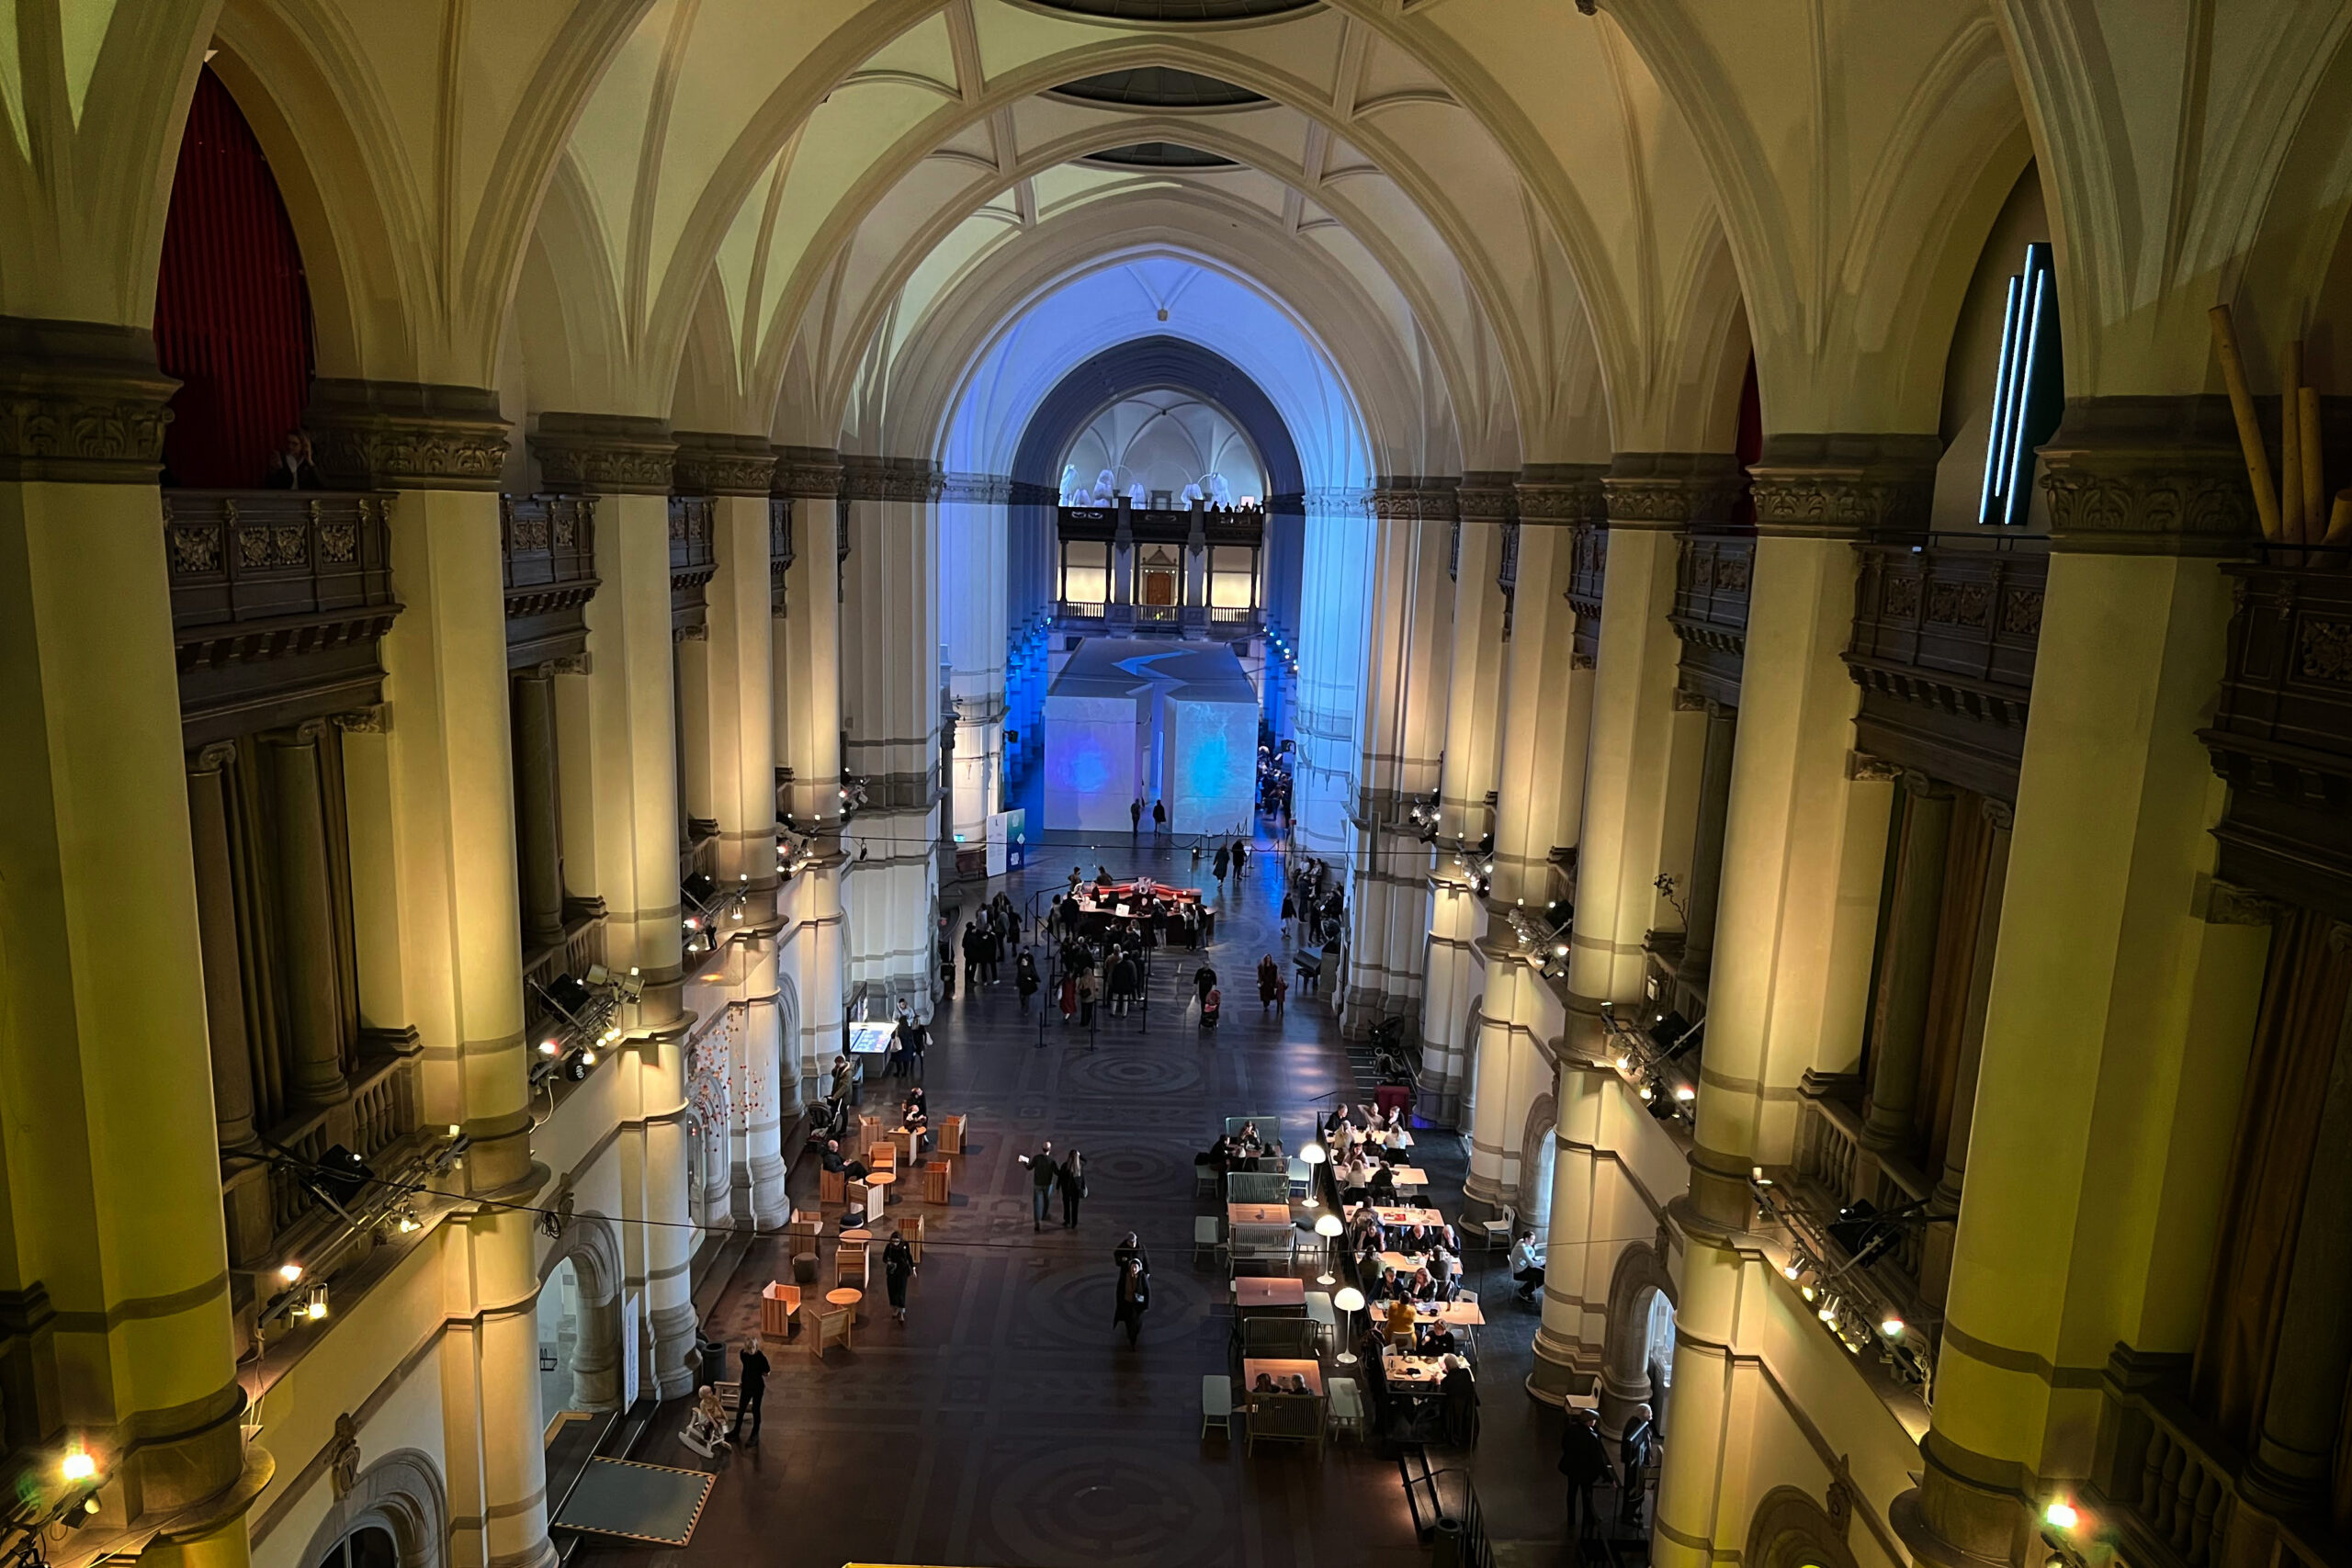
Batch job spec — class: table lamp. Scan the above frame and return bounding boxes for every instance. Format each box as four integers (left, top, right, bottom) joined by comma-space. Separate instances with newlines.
1333, 1285, 1365, 1364
1314, 1211, 1344, 1287
1299, 1140, 1326, 1208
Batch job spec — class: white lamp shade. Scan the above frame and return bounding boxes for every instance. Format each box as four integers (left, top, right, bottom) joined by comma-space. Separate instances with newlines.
1316, 1212, 1344, 1237
1301, 1142, 1326, 1164
1333, 1286, 1365, 1314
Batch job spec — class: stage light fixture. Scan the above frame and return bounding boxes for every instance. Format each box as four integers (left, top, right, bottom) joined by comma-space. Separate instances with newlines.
277, 1262, 303, 1284
305, 1285, 330, 1321
1880, 1316, 1905, 1338
2044, 1502, 2078, 1531
61, 1449, 95, 1483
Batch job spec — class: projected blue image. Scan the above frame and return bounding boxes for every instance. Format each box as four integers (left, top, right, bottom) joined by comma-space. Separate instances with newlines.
1054, 735, 1112, 795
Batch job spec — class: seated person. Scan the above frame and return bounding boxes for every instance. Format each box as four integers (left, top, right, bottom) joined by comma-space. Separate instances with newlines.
820, 1139, 847, 1174
1367, 1164, 1398, 1202
1422, 1325, 1459, 1359
1252, 1371, 1276, 1393
1409, 1267, 1439, 1303
843, 1152, 870, 1183
1364, 1265, 1396, 1302
1287, 1373, 1310, 1393
1385, 1292, 1419, 1339
900, 1094, 929, 1127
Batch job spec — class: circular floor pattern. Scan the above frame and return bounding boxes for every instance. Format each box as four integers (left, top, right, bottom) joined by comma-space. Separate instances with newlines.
1078, 1142, 1195, 1196
1023, 1259, 1212, 1345
1057, 1047, 1205, 1098
988, 1443, 1229, 1568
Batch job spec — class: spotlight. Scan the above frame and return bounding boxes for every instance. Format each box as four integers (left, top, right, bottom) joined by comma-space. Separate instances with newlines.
304, 1284, 330, 1321
2044, 1502, 2078, 1532
683, 872, 717, 904
312, 1144, 374, 1207
539, 1040, 560, 1055
1674, 1084, 1696, 1103
277, 1262, 303, 1285
545, 973, 593, 1016
62, 1449, 96, 1483
1881, 1316, 1905, 1338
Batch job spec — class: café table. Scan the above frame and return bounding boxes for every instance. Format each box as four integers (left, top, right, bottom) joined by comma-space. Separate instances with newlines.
1389, 1167, 1430, 1189
1242, 1358, 1324, 1397
825, 1285, 864, 1338
1354, 1204, 1445, 1227
865, 1169, 896, 1207
1234, 1277, 1306, 1312
1227, 1201, 1291, 1226
1382, 1350, 1455, 1391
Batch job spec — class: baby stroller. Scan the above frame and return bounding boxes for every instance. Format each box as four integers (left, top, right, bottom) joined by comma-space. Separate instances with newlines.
1200, 987, 1222, 1030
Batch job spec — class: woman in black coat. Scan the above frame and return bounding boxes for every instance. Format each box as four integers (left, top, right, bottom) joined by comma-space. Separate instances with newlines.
1112, 1257, 1149, 1345
1015, 949, 1039, 1010
1057, 1148, 1087, 1228
882, 1234, 915, 1324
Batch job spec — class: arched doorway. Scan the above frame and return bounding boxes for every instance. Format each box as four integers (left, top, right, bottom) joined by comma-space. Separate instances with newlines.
1518, 1090, 1556, 1231
315, 1524, 398, 1568
1600, 1240, 1679, 1443
537, 1211, 626, 1420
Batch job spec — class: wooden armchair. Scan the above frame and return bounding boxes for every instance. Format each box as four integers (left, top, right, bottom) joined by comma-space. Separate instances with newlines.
806, 1303, 853, 1356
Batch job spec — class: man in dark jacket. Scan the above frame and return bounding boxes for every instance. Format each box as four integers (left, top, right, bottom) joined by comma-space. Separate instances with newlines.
730, 1337, 771, 1442
1560, 1407, 1611, 1542
1020, 1142, 1057, 1231
1619, 1403, 1657, 1525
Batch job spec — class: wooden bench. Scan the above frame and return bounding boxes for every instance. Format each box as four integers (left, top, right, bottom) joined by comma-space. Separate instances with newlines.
1201, 1374, 1234, 1438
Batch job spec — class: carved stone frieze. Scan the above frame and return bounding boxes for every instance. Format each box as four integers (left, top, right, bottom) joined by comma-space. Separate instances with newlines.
1008, 479, 1059, 507
531, 412, 676, 495
2038, 396, 2257, 556
1519, 462, 1609, 525
1365, 477, 1461, 523
1600, 453, 1740, 529
1746, 433, 1941, 537
940, 472, 1014, 505
841, 454, 945, 503
772, 445, 843, 501
672, 430, 778, 496
305, 378, 510, 491
0, 318, 177, 483
1455, 471, 1518, 522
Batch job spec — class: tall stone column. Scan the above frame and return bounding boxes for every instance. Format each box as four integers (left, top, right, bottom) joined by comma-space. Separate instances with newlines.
1419, 477, 1514, 1119
186, 746, 259, 1151
694, 465, 784, 935
1860, 771, 1955, 1152
776, 450, 848, 1099
941, 474, 1010, 863
1344, 481, 1453, 1035
1564, 463, 1725, 1058
1892, 403, 2274, 1568
510, 668, 567, 952
735, 941, 789, 1226
1293, 491, 1372, 861
1676, 702, 1741, 987
269, 721, 354, 1105
1531, 1063, 1609, 1399
0, 321, 261, 1559
1462, 469, 1598, 1219
311, 378, 550, 1568
840, 455, 943, 1015
1682, 436, 1927, 1224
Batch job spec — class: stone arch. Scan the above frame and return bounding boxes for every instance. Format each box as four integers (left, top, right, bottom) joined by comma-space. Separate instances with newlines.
1745, 1486, 1862, 1568
1515, 1089, 1556, 1226
537, 1208, 626, 1412
1599, 1236, 1678, 1440
297, 1448, 450, 1568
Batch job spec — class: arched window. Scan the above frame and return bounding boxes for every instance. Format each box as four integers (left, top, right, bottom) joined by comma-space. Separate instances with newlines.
315, 1524, 398, 1568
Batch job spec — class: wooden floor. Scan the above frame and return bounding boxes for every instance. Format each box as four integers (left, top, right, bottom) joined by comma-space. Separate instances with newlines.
573, 825, 1604, 1568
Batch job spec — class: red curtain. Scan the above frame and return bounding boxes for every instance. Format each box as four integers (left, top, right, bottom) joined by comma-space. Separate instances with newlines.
153, 69, 314, 489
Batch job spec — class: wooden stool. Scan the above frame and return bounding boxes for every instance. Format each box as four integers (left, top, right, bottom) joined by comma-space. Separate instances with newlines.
923, 1160, 951, 1205
940, 1115, 967, 1156
792, 1251, 818, 1285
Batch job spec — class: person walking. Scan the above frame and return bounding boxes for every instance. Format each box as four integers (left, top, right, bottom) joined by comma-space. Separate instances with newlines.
1079, 966, 1099, 1030
1213, 842, 1230, 884
1020, 1143, 1057, 1231
1258, 953, 1282, 1015
882, 1232, 916, 1325
1058, 969, 1078, 1028
1112, 1256, 1150, 1347
1114, 1231, 1152, 1278
1016, 949, 1039, 1011
1232, 838, 1249, 876
1619, 1403, 1657, 1526
1560, 1406, 1611, 1543
1057, 1148, 1088, 1228
1193, 962, 1218, 1015
1153, 798, 1167, 833
1130, 796, 1143, 836
730, 1337, 771, 1442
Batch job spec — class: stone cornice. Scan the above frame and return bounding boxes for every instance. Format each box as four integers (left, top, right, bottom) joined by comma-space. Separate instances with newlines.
0, 318, 177, 484
672, 430, 777, 496
308, 378, 510, 491
941, 471, 1013, 505
1601, 452, 1741, 529
1008, 479, 1059, 507
1365, 477, 1460, 522
530, 412, 676, 496
772, 445, 842, 501
2037, 396, 2257, 557
1520, 462, 1610, 525
1747, 432, 1941, 537
841, 454, 944, 503
1455, 470, 1520, 522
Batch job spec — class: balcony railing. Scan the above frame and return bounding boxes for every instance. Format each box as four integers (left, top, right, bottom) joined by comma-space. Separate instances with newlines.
258, 1048, 424, 1237
523, 907, 609, 1009
1846, 536, 2045, 798
1567, 522, 1608, 665
2071, 1355, 2338, 1568
2202, 555, 2352, 918
1672, 532, 1753, 706
1059, 600, 1106, 620
1137, 604, 1180, 624
1790, 1078, 1933, 1285
503, 496, 598, 664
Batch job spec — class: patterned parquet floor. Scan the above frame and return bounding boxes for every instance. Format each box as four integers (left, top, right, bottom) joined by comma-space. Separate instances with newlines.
579, 826, 1498, 1568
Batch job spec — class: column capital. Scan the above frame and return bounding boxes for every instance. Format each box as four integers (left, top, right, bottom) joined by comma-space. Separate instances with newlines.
1600, 452, 1739, 529
531, 411, 677, 496
2037, 394, 2261, 557
1365, 477, 1461, 521
307, 378, 510, 490
1747, 432, 1943, 537
841, 453, 944, 502
772, 445, 842, 500
1455, 471, 1519, 521
672, 430, 777, 496
1519, 461, 1610, 525
0, 317, 176, 484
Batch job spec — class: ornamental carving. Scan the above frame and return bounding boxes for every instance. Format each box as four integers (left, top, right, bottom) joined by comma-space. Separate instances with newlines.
169, 525, 222, 574
1455, 480, 1516, 522
2299, 618, 2352, 684
1749, 473, 1932, 536
237, 525, 309, 570
672, 434, 777, 497
509, 515, 551, 551
309, 417, 507, 489
772, 449, 843, 501
0, 321, 178, 483
2041, 467, 2251, 551
318, 519, 357, 565
2000, 587, 2043, 637
940, 473, 1013, 505
840, 457, 944, 502
1926, 580, 1990, 629
1883, 575, 1921, 620
1367, 486, 1459, 523
533, 439, 676, 495
1713, 553, 1752, 594
1520, 473, 1605, 525
1600, 474, 1739, 527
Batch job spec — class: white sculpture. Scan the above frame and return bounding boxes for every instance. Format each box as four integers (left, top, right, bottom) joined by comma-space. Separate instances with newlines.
1206, 473, 1232, 508
1128, 480, 1149, 507
1181, 480, 1204, 504
1061, 464, 1081, 505
1092, 469, 1118, 504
